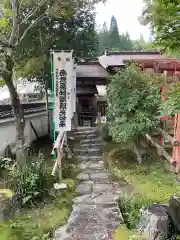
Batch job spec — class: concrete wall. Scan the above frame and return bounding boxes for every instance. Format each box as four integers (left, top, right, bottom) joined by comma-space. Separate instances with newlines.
0, 111, 49, 156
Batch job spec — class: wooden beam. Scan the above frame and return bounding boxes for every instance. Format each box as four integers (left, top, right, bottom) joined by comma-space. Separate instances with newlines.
145, 133, 174, 164
156, 127, 179, 146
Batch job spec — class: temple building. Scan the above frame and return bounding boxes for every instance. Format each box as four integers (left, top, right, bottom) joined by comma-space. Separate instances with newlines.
75, 51, 176, 126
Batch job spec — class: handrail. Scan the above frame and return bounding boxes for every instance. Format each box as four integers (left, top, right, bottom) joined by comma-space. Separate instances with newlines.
51, 131, 67, 178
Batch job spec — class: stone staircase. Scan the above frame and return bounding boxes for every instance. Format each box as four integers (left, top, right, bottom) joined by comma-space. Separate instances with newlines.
54, 127, 123, 240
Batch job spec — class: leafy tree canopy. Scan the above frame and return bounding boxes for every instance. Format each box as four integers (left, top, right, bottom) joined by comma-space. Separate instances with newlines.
1, 0, 101, 90
161, 82, 180, 115
107, 64, 165, 143
141, 0, 180, 52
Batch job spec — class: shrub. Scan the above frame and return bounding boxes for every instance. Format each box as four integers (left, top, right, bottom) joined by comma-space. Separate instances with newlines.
100, 123, 112, 142
7, 152, 49, 206
107, 64, 165, 144
119, 196, 152, 229
62, 179, 76, 192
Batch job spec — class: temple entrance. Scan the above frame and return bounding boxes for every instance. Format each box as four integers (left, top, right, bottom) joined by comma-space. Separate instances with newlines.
77, 96, 94, 126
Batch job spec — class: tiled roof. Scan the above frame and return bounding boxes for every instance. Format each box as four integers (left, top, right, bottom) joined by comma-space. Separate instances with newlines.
76, 62, 108, 78
99, 51, 167, 68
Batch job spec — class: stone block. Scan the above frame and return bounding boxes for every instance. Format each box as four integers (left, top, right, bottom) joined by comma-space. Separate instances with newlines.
77, 173, 90, 181
90, 172, 110, 182
92, 184, 112, 194
0, 189, 20, 222
89, 156, 102, 162
77, 156, 90, 162
73, 195, 94, 205
88, 148, 101, 156
168, 194, 180, 232
138, 204, 170, 240
78, 163, 90, 170
76, 182, 92, 195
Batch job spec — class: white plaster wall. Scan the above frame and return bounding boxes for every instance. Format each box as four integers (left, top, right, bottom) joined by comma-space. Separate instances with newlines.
49, 108, 54, 140
0, 112, 48, 156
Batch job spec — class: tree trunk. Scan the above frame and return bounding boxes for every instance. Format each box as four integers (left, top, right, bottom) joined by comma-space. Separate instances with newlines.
3, 55, 25, 164
133, 142, 143, 164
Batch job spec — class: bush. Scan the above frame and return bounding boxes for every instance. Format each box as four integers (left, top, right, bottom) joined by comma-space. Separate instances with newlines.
100, 123, 112, 142
120, 196, 152, 229
7, 152, 50, 206
62, 179, 76, 192
107, 64, 165, 144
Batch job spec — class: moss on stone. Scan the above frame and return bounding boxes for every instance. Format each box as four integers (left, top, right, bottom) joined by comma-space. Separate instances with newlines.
0, 189, 14, 199
113, 225, 145, 240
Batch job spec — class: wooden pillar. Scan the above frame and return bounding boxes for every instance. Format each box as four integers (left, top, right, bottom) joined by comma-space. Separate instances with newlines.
92, 95, 97, 126
72, 97, 78, 129
97, 112, 101, 124
173, 113, 180, 173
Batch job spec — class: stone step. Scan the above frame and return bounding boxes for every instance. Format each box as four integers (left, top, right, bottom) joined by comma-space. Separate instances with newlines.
80, 138, 102, 144
74, 148, 102, 156
73, 134, 98, 140
76, 127, 96, 132
74, 130, 96, 135
78, 162, 105, 171
79, 143, 102, 149
76, 156, 103, 163
76, 181, 93, 195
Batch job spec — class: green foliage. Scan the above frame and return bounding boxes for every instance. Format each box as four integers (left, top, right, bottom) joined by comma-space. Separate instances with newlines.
61, 179, 76, 192
106, 143, 180, 236
107, 64, 164, 144
141, 0, 180, 52
0, 157, 13, 170
120, 196, 151, 229
0, 190, 76, 240
0, 79, 5, 87
132, 35, 154, 51
98, 17, 134, 54
1, 0, 101, 92
108, 16, 121, 50
1, 152, 50, 206
161, 82, 180, 115
100, 123, 112, 142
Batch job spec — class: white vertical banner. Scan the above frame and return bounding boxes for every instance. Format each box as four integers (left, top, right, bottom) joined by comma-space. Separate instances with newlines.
53, 51, 73, 132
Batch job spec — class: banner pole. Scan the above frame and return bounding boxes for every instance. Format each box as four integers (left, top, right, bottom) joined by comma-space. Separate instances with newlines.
50, 51, 56, 159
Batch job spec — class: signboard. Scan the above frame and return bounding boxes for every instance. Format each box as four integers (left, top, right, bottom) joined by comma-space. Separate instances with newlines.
53, 51, 74, 132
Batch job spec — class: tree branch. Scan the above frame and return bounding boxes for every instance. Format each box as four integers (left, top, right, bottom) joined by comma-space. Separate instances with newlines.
17, 15, 46, 44
20, 0, 45, 25
9, 0, 18, 46
17, 6, 54, 45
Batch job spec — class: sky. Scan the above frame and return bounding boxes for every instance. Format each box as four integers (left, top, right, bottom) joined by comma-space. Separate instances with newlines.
96, 0, 151, 41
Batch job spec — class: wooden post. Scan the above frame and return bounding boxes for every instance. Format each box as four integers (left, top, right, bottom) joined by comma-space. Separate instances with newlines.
173, 113, 180, 173
145, 134, 174, 164
97, 112, 101, 124
57, 149, 63, 182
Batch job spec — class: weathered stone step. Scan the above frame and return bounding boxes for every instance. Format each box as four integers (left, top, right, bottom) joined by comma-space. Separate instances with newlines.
78, 162, 105, 171
76, 181, 93, 195
79, 143, 102, 149
80, 138, 102, 144
73, 134, 97, 140
73, 148, 102, 156
53, 128, 124, 240
66, 205, 123, 238
77, 156, 103, 162
76, 127, 96, 132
